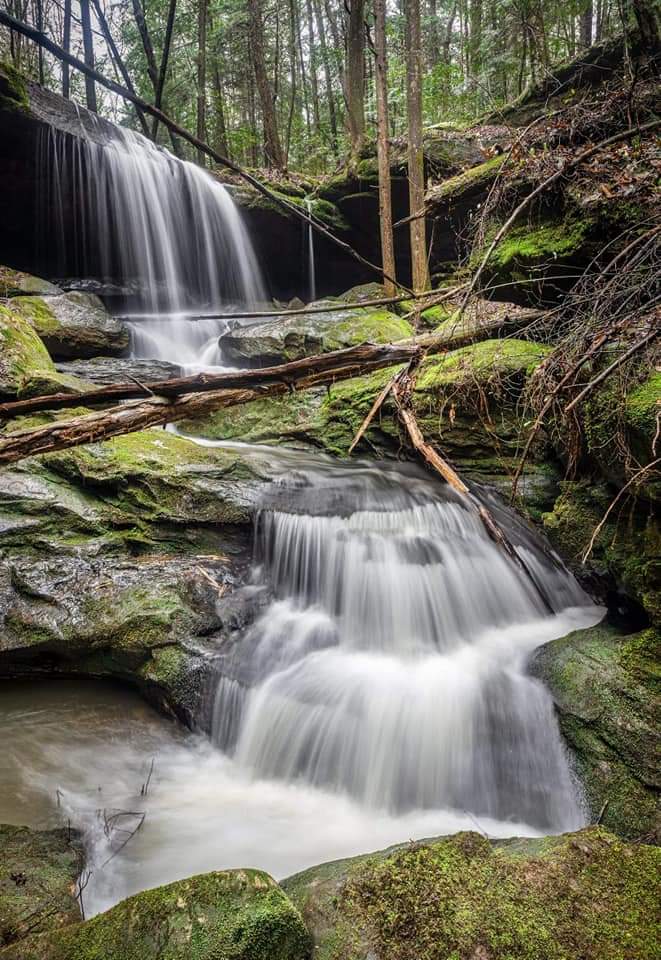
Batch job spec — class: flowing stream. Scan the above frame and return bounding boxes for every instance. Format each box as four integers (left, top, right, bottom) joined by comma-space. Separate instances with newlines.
9, 127, 604, 917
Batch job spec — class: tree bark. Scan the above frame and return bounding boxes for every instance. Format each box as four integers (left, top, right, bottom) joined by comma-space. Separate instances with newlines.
79, 0, 97, 111
131, 0, 158, 92
248, 0, 285, 168
152, 0, 177, 140
197, 0, 208, 165
346, 0, 366, 161
580, 1, 593, 47
405, 0, 431, 292
632, 0, 661, 69
306, 0, 321, 133
374, 0, 397, 297
212, 63, 231, 159
91, 0, 151, 136
62, 0, 71, 97
313, 0, 339, 154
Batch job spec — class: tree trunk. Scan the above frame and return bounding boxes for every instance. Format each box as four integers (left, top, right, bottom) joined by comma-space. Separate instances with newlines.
248, 0, 285, 168
346, 0, 366, 161
306, 0, 322, 133
632, 0, 661, 68
580, 2, 593, 47
313, 0, 339, 155
285, 0, 298, 162
132, 0, 158, 92
374, 0, 397, 296
62, 0, 71, 97
213, 63, 231, 159
405, 0, 430, 292
196, 0, 208, 165
152, 0, 177, 140
469, 0, 482, 80
91, 0, 151, 136
79, 0, 97, 111
36, 0, 44, 84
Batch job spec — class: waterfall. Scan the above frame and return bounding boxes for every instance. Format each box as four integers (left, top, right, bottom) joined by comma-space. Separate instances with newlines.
211, 449, 601, 833
38, 124, 267, 367
305, 198, 317, 301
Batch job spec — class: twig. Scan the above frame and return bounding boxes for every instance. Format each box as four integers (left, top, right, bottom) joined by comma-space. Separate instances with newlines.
348, 364, 408, 453
140, 758, 155, 796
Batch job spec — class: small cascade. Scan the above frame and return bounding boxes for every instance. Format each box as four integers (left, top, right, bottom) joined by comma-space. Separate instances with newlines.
305, 198, 317, 301
211, 451, 602, 833
38, 123, 267, 368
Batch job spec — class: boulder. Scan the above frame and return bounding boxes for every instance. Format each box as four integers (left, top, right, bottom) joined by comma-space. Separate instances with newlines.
0, 266, 61, 298
531, 622, 660, 841
8, 293, 129, 359
282, 827, 660, 960
0, 824, 81, 949
218, 304, 413, 367
56, 356, 181, 386
1, 869, 310, 960
0, 305, 56, 396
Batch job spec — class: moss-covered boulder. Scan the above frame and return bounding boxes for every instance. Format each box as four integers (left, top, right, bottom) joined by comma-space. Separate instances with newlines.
0, 824, 81, 949
0, 305, 57, 396
0, 266, 61, 298
8, 293, 129, 359
543, 481, 660, 622
218, 304, 412, 367
1, 868, 310, 960
283, 827, 660, 960
531, 622, 660, 841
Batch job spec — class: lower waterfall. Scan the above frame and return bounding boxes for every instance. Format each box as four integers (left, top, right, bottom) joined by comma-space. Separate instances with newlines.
2, 445, 602, 915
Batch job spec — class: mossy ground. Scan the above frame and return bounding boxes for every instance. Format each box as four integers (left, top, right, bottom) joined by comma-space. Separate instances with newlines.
284, 827, 660, 960
3, 869, 310, 960
0, 825, 81, 948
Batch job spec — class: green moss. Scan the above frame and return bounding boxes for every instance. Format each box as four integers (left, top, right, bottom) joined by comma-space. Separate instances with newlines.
7, 869, 310, 960
0, 824, 81, 948
0, 266, 60, 298
490, 217, 592, 269
429, 154, 505, 203
543, 481, 660, 622
285, 827, 660, 960
326, 309, 412, 348
0, 305, 55, 395
17, 370, 91, 399
0, 61, 30, 113
416, 338, 550, 390
532, 623, 660, 839
8, 296, 60, 336
625, 371, 661, 439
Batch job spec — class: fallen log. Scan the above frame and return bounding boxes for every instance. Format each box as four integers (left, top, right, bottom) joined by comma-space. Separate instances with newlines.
0, 307, 544, 423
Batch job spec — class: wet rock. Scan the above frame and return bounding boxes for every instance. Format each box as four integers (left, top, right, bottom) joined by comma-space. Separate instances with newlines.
0, 266, 61, 298
8, 293, 129, 360
0, 305, 56, 396
2, 868, 310, 960
218, 302, 412, 367
530, 622, 660, 841
282, 827, 660, 960
56, 356, 181, 386
0, 823, 81, 949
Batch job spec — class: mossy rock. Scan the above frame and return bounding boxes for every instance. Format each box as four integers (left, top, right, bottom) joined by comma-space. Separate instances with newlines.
0, 266, 61, 298
426, 154, 505, 211
17, 369, 92, 399
218, 306, 412, 367
0, 824, 81, 949
531, 622, 660, 841
543, 481, 660, 622
0, 61, 29, 114
3, 869, 311, 960
580, 366, 660, 497
0, 305, 56, 396
9, 293, 129, 359
283, 826, 660, 960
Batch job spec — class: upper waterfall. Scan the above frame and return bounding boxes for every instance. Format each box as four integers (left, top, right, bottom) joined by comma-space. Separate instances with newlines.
38, 124, 267, 364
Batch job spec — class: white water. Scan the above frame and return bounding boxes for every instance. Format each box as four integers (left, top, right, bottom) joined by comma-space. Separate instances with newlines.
40, 124, 267, 369
305, 198, 317, 301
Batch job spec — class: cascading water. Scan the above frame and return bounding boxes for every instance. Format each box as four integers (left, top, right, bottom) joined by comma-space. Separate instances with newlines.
38, 123, 267, 368
305, 198, 317, 301
210, 445, 601, 833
